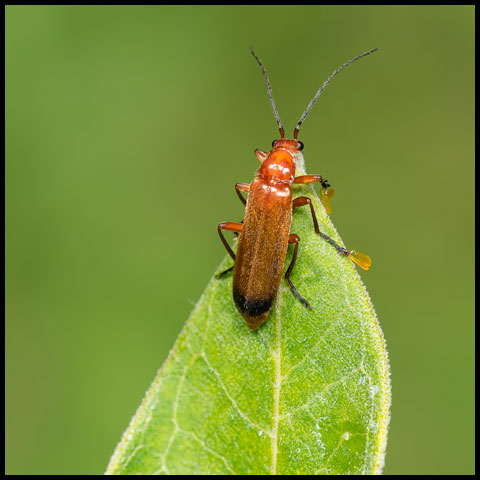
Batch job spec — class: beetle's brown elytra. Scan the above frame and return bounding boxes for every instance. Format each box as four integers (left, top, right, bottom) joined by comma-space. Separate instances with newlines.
217, 48, 375, 329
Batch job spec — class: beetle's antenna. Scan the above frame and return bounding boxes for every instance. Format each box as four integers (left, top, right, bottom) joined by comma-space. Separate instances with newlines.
294, 48, 378, 139
250, 47, 285, 139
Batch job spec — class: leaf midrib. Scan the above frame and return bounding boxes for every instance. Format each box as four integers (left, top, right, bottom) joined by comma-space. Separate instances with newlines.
271, 280, 283, 474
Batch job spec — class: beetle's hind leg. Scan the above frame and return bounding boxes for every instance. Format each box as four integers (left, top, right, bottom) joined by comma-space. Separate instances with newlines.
285, 233, 312, 310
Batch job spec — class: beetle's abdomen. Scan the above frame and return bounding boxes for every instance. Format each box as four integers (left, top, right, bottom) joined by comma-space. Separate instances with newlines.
233, 178, 292, 329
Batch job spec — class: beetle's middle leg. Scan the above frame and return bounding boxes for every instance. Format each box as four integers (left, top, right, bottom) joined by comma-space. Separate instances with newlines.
232, 183, 248, 236
292, 196, 371, 270
285, 233, 312, 310
217, 222, 243, 278
235, 182, 250, 206
217, 185, 249, 279
293, 196, 348, 254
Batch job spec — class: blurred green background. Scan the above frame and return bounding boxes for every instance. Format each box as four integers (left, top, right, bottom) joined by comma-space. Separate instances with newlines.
5, 5, 474, 475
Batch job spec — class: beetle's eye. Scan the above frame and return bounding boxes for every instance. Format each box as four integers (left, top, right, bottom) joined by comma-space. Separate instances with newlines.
297, 141, 304, 151
271, 139, 278, 148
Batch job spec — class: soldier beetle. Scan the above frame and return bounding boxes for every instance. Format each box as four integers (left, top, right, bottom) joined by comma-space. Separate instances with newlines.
218, 48, 376, 330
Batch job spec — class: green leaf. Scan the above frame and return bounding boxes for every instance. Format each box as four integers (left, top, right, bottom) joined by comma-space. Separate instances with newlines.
105, 152, 391, 475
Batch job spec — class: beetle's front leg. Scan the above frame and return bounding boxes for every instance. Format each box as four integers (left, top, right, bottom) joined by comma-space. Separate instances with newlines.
293, 175, 335, 214
293, 174, 328, 188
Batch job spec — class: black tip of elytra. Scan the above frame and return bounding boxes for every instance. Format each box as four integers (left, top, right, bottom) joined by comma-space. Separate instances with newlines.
233, 291, 273, 318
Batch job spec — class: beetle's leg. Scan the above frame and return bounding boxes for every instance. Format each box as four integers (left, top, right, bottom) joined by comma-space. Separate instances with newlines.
293, 174, 327, 186
285, 233, 312, 309
218, 222, 243, 260
235, 182, 250, 206
293, 175, 335, 214
217, 222, 243, 278
255, 149, 268, 162
230, 184, 248, 241
216, 265, 234, 278
292, 196, 371, 270
293, 195, 347, 251
293, 196, 321, 233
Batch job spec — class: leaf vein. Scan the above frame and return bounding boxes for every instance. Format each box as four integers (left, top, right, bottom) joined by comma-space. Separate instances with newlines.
201, 353, 272, 437
281, 320, 341, 383
180, 429, 237, 474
